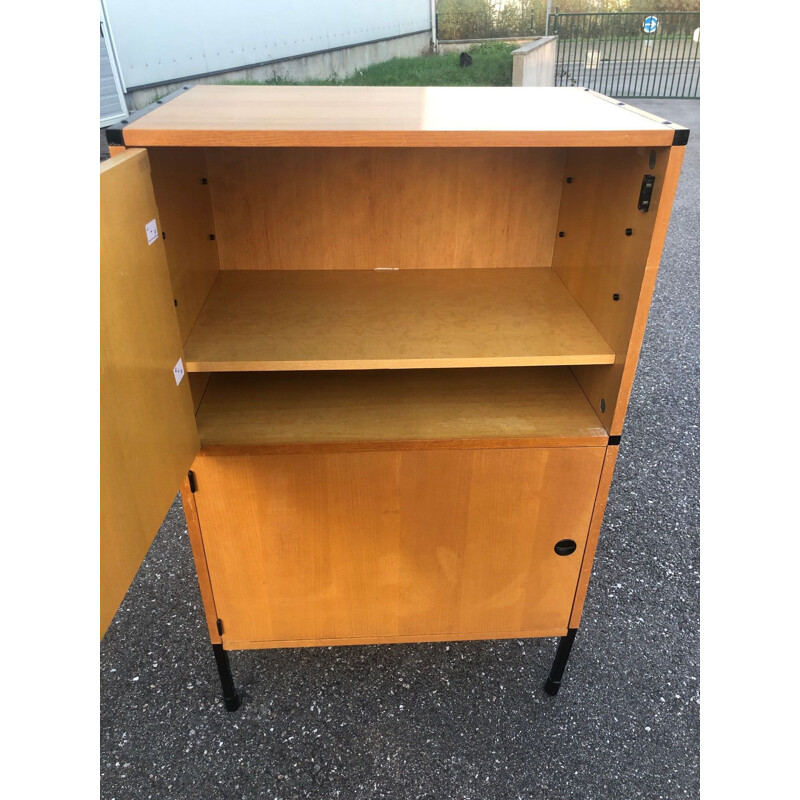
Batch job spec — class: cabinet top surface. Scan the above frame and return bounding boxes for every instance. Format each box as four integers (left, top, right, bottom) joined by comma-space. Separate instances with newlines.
121, 86, 686, 147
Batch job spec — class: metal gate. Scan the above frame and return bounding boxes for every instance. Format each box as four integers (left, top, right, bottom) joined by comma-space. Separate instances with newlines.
551, 11, 699, 98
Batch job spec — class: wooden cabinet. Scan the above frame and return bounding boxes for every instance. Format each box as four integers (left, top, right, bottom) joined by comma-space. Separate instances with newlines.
100, 86, 687, 708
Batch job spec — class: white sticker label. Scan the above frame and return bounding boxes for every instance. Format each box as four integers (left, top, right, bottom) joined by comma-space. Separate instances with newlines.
173, 358, 185, 386
145, 219, 159, 245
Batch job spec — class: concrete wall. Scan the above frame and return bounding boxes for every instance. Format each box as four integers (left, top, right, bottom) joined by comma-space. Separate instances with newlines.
512, 37, 557, 88
126, 31, 432, 110
105, 0, 431, 88
437, 37, 539, 55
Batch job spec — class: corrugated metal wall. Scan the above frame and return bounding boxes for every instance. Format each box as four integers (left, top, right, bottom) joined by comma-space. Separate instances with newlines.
100, 4, 127, 125
103, 0, 431, 91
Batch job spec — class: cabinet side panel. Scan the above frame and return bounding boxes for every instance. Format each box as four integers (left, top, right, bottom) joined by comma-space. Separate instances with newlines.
100, 149, 200, 638
190, 448, 604, 647
205, 148, 565, 271
147, 148, 221, 343
551, 146, 679, 432
568, 147, 685, 435
188, 373, 211, 414
180, 476, 221, 644
569, 445, 618, 628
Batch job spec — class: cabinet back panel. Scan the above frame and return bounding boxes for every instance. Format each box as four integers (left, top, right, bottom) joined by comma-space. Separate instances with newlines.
148, 148, 221, 343
205, 148, 565, 270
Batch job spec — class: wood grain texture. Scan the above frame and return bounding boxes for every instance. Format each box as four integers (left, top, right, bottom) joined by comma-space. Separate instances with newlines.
551, 146, 671, 432
147, 148, 221, 343
564, 146, 685, 435
205, 147, 564, 271
586, 90, 689, 137
182, 269, 615, 372
100, 149, 199, 638
569, 446, 618, 628
552, 147, 667, 354
188, 373, 211, 415
608, 145, 687, 435
180, 476, 221, 644
644, 147, 686, 268
224, 628, 568, 650
191, 447, 605, 646
195, 368, 608, 453
121, 86, 676, 148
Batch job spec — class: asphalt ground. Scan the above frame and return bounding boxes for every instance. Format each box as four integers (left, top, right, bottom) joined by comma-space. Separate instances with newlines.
100, 97, 700, 800
555, 61, 699, 98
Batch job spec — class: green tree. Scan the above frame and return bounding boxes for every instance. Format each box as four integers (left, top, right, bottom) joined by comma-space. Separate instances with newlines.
626, 1, 700, 11
435, 1, 700, 40
436, 1, 700, 14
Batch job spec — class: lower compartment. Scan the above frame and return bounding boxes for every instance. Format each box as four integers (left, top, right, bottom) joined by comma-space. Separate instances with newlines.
189, 446, 605, 648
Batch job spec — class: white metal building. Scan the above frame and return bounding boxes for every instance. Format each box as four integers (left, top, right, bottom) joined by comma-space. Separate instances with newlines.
100, 2, 128, 125
100, 0, 434, 123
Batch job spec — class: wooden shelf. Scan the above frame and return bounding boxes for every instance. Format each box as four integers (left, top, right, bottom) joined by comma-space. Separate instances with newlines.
195, 367, 608, 453
183, 269, 614, 372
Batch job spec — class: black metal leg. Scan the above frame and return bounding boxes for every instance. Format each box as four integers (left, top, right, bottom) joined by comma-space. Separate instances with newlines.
544, 628, 577, 696
212, 644, 241, 711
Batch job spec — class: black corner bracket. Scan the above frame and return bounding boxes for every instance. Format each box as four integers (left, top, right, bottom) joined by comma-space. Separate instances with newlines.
672, 128, 690, 146
608, 435, 621, 446
105, 126, 126, 147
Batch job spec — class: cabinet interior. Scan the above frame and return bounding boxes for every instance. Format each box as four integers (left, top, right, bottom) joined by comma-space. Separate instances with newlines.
148, 144, 670, 446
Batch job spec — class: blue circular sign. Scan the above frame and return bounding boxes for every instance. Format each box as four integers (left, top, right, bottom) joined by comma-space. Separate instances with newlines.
643, 15, 659, 34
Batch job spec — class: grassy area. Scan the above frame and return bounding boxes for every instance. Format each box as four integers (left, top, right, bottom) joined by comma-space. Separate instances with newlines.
231, 42, 515, 88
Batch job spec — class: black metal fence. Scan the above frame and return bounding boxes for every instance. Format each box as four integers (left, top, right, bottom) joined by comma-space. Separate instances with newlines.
551, 11, 700, 98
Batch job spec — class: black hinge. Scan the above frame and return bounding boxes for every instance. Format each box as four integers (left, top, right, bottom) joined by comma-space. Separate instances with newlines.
608, 435, 621, 446
217, 619, 224, 636
188, 470, 197, 493
638, 174, 656, 212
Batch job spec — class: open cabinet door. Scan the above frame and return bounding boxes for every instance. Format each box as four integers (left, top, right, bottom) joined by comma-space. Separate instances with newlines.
101, 149, 199, 638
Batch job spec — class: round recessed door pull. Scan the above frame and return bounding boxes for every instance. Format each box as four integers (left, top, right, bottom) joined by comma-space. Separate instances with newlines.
554, 539, 577, 556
